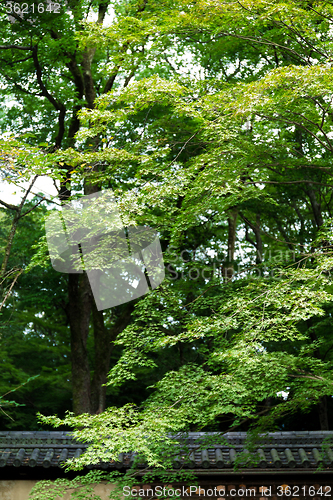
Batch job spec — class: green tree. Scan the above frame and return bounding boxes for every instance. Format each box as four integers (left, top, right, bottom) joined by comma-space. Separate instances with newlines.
31, 0, 333, 447
0, 1, 333, 484
0, 0, 189, 415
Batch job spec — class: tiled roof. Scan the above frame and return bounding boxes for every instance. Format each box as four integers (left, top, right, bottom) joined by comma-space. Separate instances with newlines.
0, 431, 332, 472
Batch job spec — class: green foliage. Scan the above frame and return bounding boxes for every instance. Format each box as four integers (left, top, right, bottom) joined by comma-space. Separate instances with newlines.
0, 202, 72, 428
0, 375, 39, 421
29, 471, 110, 500
1, 0, 333, 498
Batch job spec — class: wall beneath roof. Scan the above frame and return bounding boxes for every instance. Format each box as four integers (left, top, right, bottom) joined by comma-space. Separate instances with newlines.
0, 480, 115, 500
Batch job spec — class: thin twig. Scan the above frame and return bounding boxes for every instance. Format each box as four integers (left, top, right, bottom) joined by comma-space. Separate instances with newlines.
0, 269, 23, 312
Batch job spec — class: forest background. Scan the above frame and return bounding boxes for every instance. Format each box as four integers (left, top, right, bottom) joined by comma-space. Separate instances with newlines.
0, 0, 333, 483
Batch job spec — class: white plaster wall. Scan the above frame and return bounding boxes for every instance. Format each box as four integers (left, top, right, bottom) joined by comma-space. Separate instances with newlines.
0, 480, 115, 500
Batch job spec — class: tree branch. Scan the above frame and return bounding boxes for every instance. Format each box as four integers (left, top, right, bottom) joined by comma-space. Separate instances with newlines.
0, 199, 19, 211
103, 67, 119, 94
256, 112, 333, 152
32, 45, 64, 111
0, 269, 23, 313
184, 31, 310, 65
0, 45, 32, 50
17, 175, 38, 215
1, 71, 42, 97
32, 45, 67, 147
0, 54, 33, 66
21, 197, 46, 218
245, 179, 333, 187
98, 1, 110, 24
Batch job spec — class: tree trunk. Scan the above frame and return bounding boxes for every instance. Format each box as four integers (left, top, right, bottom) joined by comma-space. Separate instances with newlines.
91, 303, 135, 414
90, 304, 110, 414
307, 187, 323, 229
51, 1, 133, 414
68, 273, 92, 415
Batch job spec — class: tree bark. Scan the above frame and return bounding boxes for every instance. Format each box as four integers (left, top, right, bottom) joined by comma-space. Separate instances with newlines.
68, 273, 92, 415
90, 304, 109, 414
307, 187, 323, 229
90, 303, 134, 413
